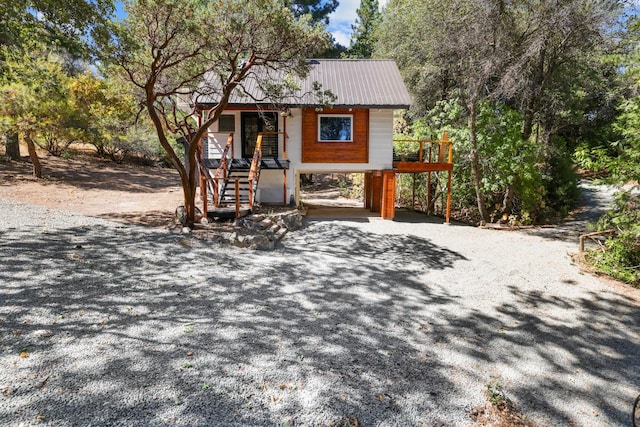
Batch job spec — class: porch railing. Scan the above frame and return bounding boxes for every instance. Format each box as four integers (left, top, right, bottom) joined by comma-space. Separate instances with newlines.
247, 133, 264, 209
212, 133, 234, 207
393, 131, 453, 164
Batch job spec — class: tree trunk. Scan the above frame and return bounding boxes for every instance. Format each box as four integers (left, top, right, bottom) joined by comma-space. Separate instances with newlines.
502, 182, 516, 215
4, 132, 20, 160
468, 101, 490, 223
24, 134, 42, 178
522, 46, 546, 141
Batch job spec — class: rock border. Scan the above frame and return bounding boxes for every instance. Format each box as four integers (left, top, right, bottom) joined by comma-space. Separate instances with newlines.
173, 209, 306, 251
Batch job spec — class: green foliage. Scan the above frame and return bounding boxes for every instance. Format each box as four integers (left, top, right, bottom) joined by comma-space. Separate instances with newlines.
610, 95, 640, 183
68, 71, 162, 163
285, 0, 338, 25
486, 381, 506, 407
346, 0, 381, 59
395, 99, 581, 223
0, 0, 115, 61
542, 137, 580, 221
377, 0, 620, 222
0, 44, 82, 155
475, 102, 544, 217
399, 100, 554, 222
587, 191, 640, 286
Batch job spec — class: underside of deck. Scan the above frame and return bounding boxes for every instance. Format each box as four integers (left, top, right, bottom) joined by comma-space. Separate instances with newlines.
393, 161, 453, 173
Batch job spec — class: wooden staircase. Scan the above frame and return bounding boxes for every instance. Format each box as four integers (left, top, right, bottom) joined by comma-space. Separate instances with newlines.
198, 133, 265, 219
218, 160, 260, 207
198, 132, 289, 219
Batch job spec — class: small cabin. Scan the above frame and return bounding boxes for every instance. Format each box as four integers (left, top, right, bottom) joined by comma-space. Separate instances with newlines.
189, 59, 453, 221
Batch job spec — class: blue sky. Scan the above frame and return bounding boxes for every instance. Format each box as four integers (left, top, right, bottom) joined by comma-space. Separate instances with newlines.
115, 1, 389, 48
328, 0, 388, 46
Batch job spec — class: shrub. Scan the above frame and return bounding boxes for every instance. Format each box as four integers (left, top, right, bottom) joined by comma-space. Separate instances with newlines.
587, 190, 640, 286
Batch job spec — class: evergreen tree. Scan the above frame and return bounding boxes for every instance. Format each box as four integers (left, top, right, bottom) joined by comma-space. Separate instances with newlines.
347, 0, 381, 58
286, 0, 338, 25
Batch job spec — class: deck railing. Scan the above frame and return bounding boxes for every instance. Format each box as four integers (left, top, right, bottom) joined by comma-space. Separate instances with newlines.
392, 130, 453, 223
211, 133, 234, 207
247, 133, 266, 209
393, 131, 453, 164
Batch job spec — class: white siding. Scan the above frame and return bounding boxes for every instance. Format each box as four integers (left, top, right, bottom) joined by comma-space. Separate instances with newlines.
206, 133, 230, 158
282, 110, 303, 204
367, 109, 394, 169
211, 111, 241, 158
257, 169, 288, 204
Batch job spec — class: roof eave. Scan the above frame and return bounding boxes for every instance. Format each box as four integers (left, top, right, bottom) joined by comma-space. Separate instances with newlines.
198, 102, 412, 110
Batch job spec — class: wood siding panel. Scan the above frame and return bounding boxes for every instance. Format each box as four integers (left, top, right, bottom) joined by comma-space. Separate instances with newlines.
302, 108, 369, 163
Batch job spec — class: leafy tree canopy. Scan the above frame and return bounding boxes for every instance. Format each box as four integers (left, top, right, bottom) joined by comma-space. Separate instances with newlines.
103, 0, 331, 225
285, 0, 338, 25
0, 0, 114, 59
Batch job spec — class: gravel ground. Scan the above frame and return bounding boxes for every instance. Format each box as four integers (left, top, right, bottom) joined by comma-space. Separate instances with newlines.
1, 185, 640, 426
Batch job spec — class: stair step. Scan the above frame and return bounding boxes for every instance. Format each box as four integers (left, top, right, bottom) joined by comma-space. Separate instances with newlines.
257, 218, 274, 230
267, 223, 281, 233
274, 227, 288, 240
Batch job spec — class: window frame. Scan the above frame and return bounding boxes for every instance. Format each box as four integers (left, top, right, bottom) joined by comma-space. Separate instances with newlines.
218, 114, 236, 133
317, 114, 354, 143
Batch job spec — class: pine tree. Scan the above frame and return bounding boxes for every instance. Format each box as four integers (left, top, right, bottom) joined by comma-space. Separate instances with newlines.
347, 0, 381, 58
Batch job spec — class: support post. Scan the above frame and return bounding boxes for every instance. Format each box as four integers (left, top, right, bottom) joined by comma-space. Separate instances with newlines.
364, 172, 372, 209
371, 171, 383, 213
427, 171, 432, 215
283, 170, 287, 206
445, 170, 452, 224
412, 173, 416, 210
214, 178, 219, 207
249, 179, 253, 209
235, 178, 240, 218
295, 171, 302, 208
381, 170, 396, 220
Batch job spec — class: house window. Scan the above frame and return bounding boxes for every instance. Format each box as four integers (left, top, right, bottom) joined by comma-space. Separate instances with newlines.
318, 114, 353, 142
218, 114, 235, 132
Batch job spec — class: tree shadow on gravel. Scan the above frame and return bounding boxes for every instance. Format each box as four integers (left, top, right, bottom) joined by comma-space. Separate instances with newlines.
432, 284, 640, 426
0, 220, 638, 426
0, 222, 467, 426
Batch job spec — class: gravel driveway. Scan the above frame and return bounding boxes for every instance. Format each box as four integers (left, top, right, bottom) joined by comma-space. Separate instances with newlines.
1, 187, 639, 426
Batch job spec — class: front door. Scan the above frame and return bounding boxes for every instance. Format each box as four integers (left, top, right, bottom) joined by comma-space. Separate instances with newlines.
241, 112, 278, 159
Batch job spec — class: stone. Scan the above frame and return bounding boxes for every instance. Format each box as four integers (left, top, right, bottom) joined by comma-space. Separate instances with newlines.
274, 227, 288, 241
256, 218, 273, 230
246, 234, 275, 251
251, 214, 266, 222
175, 205, 203, 225
220, 231, 237, 242
277, 212, 304, 231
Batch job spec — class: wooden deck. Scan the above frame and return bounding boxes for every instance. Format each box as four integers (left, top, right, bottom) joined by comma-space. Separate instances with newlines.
388, 132, 454, 222
393, 161, 453, 173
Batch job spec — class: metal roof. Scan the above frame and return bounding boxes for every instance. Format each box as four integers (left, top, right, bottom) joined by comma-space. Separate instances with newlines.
196, 59, 412, 109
